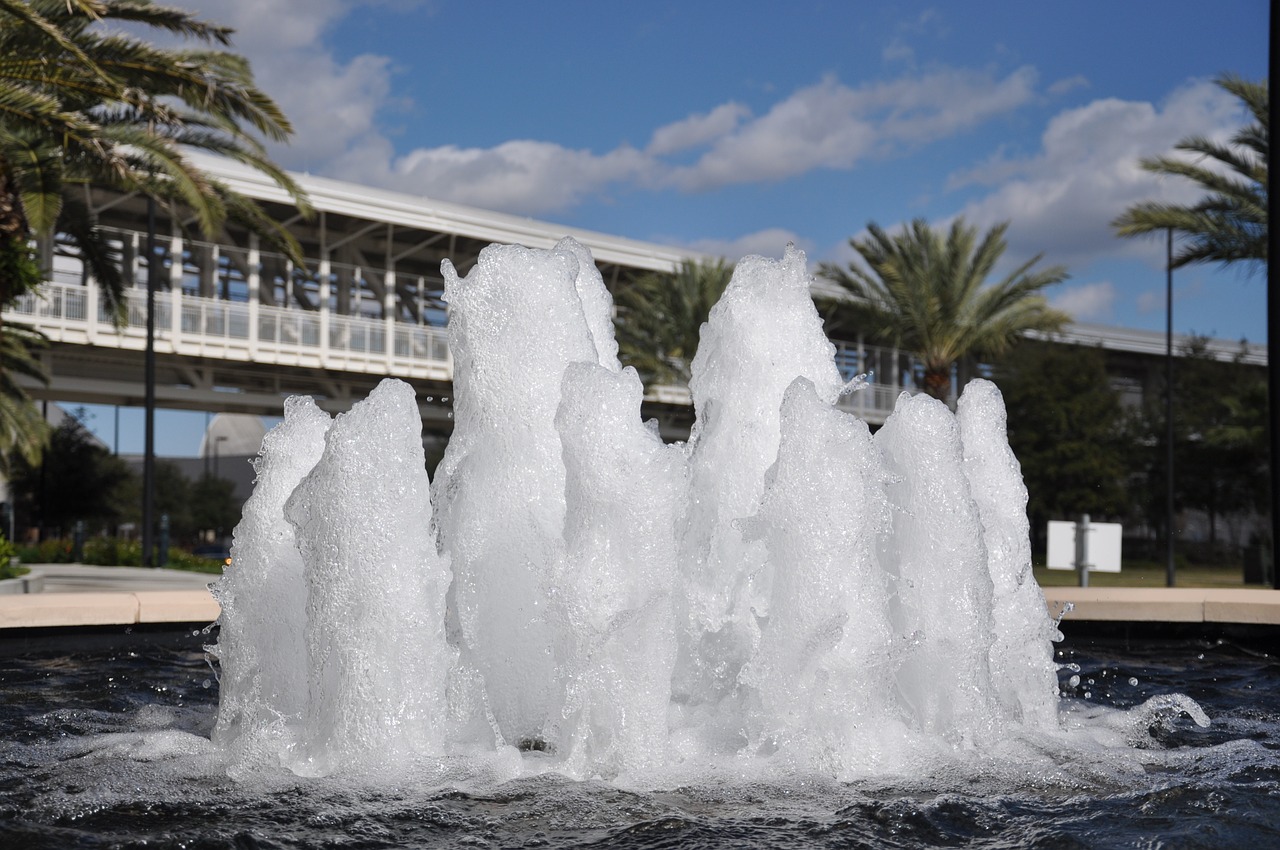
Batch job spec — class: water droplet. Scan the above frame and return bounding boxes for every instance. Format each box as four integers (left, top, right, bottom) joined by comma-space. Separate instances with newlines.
1128, 677, 1139, 686
1068, 675, 1080, 688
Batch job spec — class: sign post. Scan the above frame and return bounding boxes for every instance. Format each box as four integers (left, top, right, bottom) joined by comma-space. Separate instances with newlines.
1048, 517, 1122, 587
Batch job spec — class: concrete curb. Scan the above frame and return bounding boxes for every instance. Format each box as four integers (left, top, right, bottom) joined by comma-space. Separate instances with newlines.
1044, 587, 1280, 625
0, 569, 45, 595
0, 589, 219, 630
1, 587, 1277, 633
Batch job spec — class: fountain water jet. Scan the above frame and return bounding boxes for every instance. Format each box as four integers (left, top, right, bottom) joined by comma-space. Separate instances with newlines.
211, 238, 1112, 782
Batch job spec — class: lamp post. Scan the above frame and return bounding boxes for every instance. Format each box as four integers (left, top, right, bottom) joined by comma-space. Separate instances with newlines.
1165, 227, 1175, 588
142, 197, 158, 568
1269, 44, 1279, 590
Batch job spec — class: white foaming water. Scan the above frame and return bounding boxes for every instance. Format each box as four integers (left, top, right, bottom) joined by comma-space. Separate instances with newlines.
210, 238, 1188, 784
282, 379, 452, 776
211, 395, 329, 773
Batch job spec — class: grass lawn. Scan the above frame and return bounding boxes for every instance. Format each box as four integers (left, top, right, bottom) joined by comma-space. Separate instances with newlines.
1033, 559, 1263, 589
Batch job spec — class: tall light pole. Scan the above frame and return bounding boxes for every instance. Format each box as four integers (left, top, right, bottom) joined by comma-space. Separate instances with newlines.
142, 197, 157, 568
1268, 38, 1278, 589
1165, 227, 1176, 588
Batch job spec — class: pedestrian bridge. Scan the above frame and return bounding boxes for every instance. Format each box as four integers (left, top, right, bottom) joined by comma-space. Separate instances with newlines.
6, 231, 910, 436
12, 155, 1242, 439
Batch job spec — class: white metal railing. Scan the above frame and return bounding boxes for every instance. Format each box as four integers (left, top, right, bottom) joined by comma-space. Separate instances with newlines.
4, 280, 452, 380
8, 279, 925, 421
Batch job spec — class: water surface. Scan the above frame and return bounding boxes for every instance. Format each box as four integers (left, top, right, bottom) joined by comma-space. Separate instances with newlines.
2, 628, 1277, 849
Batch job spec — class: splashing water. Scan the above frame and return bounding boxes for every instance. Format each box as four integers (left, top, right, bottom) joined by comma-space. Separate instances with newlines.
208, 238, 1204, 785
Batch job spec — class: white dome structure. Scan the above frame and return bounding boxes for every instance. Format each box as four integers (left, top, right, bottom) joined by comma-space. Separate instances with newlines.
199, 414, 268, 460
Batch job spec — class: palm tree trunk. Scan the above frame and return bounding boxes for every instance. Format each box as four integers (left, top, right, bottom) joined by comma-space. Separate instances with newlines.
923, 367, 951, 401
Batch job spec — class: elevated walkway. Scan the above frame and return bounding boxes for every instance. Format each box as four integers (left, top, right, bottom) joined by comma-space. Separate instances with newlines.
5, 277, 912, 430
7, 154, 1263, 435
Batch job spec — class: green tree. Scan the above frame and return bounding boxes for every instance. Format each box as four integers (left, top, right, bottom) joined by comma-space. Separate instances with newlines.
1161, 341, 1266, 548
614, 257, 733, 386
1113, 75, 1267, 270
110, 462, 237, 546
993, 341, 1128, 552
6, 408, 133, 537
819, 218, 1070, 400
153, 459, 192, 539
0, 0, 311, 322
190, 473, 239, 542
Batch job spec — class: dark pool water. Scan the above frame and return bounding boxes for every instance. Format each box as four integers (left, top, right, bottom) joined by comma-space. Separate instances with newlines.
1, 628, 1278, 849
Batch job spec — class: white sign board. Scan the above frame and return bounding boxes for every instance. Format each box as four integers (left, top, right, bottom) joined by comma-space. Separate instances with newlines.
1047, 520, 1123, 572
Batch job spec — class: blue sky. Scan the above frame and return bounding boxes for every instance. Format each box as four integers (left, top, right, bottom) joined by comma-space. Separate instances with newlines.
85, 0, 1270, 456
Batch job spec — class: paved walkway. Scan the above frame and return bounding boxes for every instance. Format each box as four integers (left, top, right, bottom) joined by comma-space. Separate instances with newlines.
18, 563, 217, 593
0, 564, 220, 630
1, 564, 1278, 632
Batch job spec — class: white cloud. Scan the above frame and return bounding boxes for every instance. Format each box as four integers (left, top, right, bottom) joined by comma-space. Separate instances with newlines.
665, 68, 1038, 191
339, 66, 1038, 213
157, 6, 1047, 229
646, 103, 750, 156
951, 79, 1246, 270
1051, 280, 1116, 322
881, 38, 915, 65
1047, 75, 1089, 96
335, 140, 653, 216
313, 59, 1039, 215
681, 228, 812, 263
167, 1, 409, 173
173, 0, 348, 51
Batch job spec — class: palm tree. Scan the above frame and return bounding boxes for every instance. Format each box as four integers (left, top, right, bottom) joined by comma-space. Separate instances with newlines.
614, 257, 733, 387
819, 218, 1070, 400
0, 0, 310, 465
0, 0, 311, 321
1112, 75, 1267, 269
0, 321, 48, 471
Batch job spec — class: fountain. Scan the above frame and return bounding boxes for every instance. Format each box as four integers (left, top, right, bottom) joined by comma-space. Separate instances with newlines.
208, 237, 1195, 781
2, 238, 1277, 848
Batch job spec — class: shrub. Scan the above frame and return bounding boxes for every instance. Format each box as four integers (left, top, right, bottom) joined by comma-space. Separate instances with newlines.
0, 536, 23, 580
82, 537, 142, 566
16, 538, 76, 563
14, 535, 225, 575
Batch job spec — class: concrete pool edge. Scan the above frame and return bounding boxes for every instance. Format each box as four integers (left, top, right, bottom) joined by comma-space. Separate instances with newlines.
1, 586, 1278, 632
1043, 587, 1280, 626
0, 589, 220, 630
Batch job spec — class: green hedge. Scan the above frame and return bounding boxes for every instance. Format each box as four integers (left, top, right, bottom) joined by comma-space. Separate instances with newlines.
15, 537, 226, 575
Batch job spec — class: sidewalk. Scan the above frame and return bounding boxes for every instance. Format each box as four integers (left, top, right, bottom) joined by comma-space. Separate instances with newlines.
0, 564, 220, 630
10, 563, 218, 593
1, 565, 1279, 632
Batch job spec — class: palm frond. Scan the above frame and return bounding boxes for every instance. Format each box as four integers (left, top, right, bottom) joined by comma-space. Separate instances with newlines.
0, 0, 309, 308
615, 257, 733, 386
1114, 75, 1267, 271
819, 217, 1069, 399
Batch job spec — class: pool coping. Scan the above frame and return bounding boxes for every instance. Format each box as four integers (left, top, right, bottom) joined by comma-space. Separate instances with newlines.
1043, 587, 1280, 626
0, 590, 221, 629
1, 586, 1278, 631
